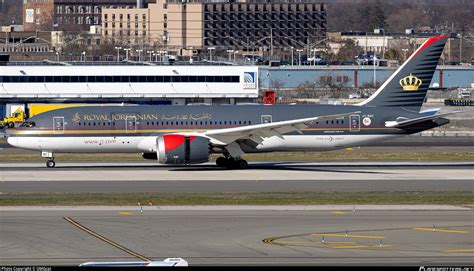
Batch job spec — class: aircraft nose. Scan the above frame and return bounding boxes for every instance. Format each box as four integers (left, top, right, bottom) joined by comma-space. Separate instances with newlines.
7, 137, 18, 147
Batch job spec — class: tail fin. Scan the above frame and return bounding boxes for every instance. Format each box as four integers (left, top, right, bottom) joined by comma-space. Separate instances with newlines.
359, 36, 448, 111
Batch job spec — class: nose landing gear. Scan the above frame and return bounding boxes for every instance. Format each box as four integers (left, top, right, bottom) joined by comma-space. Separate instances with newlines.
46, 159, 56, 168
42, 151, 56, 168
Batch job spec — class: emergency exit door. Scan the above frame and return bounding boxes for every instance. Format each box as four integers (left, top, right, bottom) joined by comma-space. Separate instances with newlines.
126, 116, 137, 133
261, 115, 272, 124
349, 115, 360, 132
53, 117, 64, 134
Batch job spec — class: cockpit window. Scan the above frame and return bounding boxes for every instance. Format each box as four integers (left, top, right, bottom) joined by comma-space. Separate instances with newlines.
20, 122, 36, 128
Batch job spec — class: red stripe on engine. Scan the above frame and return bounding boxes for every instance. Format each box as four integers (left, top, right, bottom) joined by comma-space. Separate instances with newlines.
163, 134, 185, 151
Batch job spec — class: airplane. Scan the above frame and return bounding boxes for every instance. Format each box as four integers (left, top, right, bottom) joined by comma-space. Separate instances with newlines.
6, 36, 455, 169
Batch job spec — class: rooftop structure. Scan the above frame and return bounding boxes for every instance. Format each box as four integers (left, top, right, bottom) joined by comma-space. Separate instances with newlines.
0, 64, 259, 104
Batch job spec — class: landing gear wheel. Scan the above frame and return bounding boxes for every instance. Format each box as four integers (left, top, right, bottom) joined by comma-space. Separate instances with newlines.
236, 159, 248, 169
46, 159, 56, 168
216, 157, 227, 167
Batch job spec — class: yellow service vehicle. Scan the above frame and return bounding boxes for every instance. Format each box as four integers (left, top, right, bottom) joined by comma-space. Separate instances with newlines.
0, 108, 25, 128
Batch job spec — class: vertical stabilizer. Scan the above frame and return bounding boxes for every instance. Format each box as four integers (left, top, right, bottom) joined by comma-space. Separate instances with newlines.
359, 36, 448, 111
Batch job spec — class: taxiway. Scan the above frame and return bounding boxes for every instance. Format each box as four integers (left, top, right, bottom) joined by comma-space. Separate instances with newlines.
0, 208, 472, 265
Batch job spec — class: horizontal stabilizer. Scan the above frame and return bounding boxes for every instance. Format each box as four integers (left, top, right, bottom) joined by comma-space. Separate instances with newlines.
385, 112, 460, 128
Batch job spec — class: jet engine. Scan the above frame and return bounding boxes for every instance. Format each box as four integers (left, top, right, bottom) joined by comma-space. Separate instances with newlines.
154, 134, 211, 164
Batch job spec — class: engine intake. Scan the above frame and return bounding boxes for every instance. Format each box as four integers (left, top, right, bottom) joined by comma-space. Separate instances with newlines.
157, 134, 210, 164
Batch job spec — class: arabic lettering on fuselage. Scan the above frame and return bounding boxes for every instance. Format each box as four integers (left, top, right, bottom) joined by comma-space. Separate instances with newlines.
79, 113, 212, 122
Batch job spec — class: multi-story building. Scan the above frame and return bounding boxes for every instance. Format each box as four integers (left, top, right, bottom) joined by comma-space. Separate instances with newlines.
101, 8, 150, 45
23, 0, 54, 31
54, 0, 140, 32
23, 0, 152, 32
102, 0, 327, 55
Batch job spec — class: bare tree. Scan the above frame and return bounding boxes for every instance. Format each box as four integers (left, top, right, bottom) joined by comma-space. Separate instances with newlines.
335, 39, 363, 61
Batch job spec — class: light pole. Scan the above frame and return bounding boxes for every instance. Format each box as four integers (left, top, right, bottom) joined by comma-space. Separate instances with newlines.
226, 49, 234, 62
55, 51, 59, 62
81, 51, 86, 62
290, 47, 294, 66
233, 50, 238, 62
114, 46, 122, 62
207, 47, 215, 61
124, 48, 131, 60
136, 49, 143, 62
147, 50, 154, 61
380, 28, 386, 59
296, 49, 303, 66
311, 48, 318, 66
373, 52, 377, 87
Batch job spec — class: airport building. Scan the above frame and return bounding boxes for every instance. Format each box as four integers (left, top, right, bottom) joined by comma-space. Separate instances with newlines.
22, 0, 150, 32
101, 0, 327, 54
0, 64, 259, 110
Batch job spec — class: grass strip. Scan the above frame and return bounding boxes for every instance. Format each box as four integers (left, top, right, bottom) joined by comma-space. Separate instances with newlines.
1, 192, 472, 206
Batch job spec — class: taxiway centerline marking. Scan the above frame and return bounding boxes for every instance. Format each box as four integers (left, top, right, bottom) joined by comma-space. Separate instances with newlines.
444, 249, 474, 253
413, 228, 469, 233
63, 216, 152, 262
331, 211, 347, 215
313, 233, 385, 239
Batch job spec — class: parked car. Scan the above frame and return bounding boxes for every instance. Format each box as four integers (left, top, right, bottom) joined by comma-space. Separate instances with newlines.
349, 93, 362, 99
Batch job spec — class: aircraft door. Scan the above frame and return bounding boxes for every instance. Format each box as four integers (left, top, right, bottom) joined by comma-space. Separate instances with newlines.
53, 117, 65, 134
261, 115, 272, 124
126, 116, 137, 133
349, 115, 360, 132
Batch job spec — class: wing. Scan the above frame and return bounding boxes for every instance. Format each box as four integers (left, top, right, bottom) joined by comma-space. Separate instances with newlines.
385, 111, 460, 128
199, 111, 361, 145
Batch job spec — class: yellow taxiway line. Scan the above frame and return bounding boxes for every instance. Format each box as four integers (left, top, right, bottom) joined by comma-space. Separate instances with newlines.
64, 216, 152, 262
118, 212, 131, 215
313, 233, 385, 239
331, 211, 347, 215
413, 228, 469, 233
444, 249, 474, 253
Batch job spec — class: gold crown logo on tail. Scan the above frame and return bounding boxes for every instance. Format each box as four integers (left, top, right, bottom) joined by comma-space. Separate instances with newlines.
399, 73, 422, 91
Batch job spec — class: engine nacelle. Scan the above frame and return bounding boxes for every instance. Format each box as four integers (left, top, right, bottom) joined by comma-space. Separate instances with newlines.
157, 134, 210, 164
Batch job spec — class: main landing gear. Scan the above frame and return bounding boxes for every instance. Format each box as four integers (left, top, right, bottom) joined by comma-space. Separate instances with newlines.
216, 157, 248, 169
